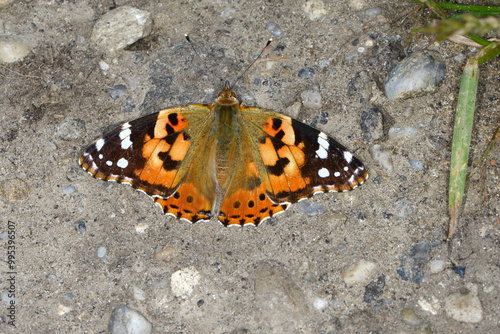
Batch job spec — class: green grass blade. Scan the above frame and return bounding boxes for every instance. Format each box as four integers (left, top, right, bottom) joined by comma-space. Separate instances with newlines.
448, 59, 479, 239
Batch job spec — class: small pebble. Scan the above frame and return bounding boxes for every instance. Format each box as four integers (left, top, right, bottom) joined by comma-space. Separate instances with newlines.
363, 275, 385, 303
91, 6, 153, 54
401, 308, 424, 326
265, 22, 282, 40
65, 293, 74, 300
107, 84, 127, 100
108, 305, 152, 334
300, 90, 322, 109
73, 219, 86, 235
313, 298, 328, 310
359, 106, 383, 141
298, 200, 326, 217
99, 60, 110, 75
0, 178, 30, 201
135, 223, 149, 233
444, 287, 483, 323
342, 259, 377, 285
133, 286, 146, 301
171, 266, 200, 299
58, 304, 72, 316
97, 246, 107, 260
397, 242, 432, 283
428, 260, 446, 274
302, 0, 326, 20
452, 265, 466, 278
62, 185, 76, 194
369, 145, 393, 172
409, 159, 424, 170
384, 50, 446, 100
418, 296, 440, 315
0, 36, 33, 63
298, 67, 315, 79
388, 126, 418, 141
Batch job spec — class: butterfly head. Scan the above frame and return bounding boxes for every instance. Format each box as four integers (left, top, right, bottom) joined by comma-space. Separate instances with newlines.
216, 86, 239, 106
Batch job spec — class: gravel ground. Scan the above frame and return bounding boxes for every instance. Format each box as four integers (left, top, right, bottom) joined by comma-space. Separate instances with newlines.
0, 0, 499, 333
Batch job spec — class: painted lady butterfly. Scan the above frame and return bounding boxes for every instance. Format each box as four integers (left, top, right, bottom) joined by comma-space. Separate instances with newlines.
80, 78, 368, 227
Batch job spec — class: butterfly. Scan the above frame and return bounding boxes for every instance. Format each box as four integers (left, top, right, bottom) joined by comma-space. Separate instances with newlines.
80, 83, 368, 227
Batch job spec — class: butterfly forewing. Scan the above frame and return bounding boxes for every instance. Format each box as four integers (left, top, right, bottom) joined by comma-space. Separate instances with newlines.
239, 107, 367, 204
80, 105, 218, 222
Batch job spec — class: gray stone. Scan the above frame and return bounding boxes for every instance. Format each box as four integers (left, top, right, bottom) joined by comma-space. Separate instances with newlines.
265, 22, 283, 40
298, 200, 327, 217
444, 287, 483, 323
108, 305, 152, 334
384, 50, 446, 100
91, 6, 153, 54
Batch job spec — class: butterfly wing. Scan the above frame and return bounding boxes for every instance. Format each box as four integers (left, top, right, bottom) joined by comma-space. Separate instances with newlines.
79, 105, 217, 223
218, 107, 368, 226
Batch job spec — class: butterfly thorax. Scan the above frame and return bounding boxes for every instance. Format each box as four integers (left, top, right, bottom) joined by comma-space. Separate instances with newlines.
212, 89, 241, 188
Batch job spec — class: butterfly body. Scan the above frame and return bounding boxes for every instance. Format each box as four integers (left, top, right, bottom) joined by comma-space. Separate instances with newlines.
80, 86, 368, 227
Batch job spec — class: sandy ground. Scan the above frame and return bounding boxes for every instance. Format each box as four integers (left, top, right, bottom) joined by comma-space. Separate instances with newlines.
0, 0, 499, 333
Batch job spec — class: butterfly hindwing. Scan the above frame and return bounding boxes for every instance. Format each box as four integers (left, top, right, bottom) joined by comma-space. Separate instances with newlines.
80, 105, 217, 222
217, 107, 367, 226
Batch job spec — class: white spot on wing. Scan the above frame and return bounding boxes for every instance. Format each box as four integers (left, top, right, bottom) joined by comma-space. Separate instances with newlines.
334, 171, 341, 177
344, 166, 348, 171
121, 137, 133, 150
117, 158, 129, 169
98, 154, 103, 160
119, 128, 132, 140
106, 160, 113, 166
316, 146, 328, 159
318, 167, 330, 178
95, 138, 105, 152
121, 122, 131, 129
344, 151, 353, 163
317, 134, 329, 150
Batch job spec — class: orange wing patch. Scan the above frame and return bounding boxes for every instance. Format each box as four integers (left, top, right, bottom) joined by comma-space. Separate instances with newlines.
155, 182, 212, 222
219, 180, 288, 226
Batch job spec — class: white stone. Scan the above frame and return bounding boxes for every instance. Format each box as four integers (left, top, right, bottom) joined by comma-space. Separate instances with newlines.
97, 246, 107, 259
108, 305, 152, 334
388, 126, 418, 141
58, 304, 73, 315
313, 298, 328, 310
0, 36, 32, 63
171, 266, 200, 299
135, 223, 149, 233
133, 286, 146, 301
418, 295, 440, 315
91, 6, 153, 54
99, 60, 110, 75
444, 288, 483, 323
342, 259, 377, 285
302, 0, 326, 20
428, 260, 446, 274
301, 90, 322, 109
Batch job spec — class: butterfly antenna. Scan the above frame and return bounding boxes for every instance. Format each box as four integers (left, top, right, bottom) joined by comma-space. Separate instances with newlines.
230, 38, 273, 90
185, 34, 219, 89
